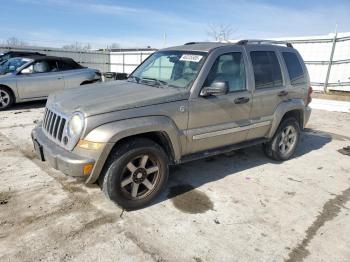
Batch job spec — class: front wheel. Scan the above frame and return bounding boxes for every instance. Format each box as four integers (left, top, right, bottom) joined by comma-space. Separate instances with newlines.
100, 138, 169, 210
263, 117, 300, 161
0, 87, 14, 110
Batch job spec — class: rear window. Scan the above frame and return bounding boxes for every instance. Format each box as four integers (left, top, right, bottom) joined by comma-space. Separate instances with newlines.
250, 51, 283, 89
282, 52, 306, 86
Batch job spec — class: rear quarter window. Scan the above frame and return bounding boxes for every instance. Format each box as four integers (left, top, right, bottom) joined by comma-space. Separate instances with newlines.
58, 60, 82, 71
282, 52, 306, 86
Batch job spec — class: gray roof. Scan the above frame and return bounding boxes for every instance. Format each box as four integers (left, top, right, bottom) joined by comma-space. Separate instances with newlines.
161, 42, 235, 52
160, 40, 295, 52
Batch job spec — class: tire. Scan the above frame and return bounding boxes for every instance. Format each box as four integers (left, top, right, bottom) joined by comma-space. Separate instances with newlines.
100, 138, 169, 210
263, 117, 300, 161
0, 86, 14, 110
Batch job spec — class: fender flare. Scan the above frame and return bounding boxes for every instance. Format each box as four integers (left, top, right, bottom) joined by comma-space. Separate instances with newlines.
84, 116, 183, 184
267, 99, 306, 139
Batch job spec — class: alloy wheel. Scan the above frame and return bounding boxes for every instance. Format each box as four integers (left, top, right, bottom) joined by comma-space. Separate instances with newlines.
120, 154, 160, 199
0, 90, 10, 109
278, 125, 297, 156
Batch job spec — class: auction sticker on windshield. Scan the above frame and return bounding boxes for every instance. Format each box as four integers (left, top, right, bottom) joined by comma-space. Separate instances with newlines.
180, 54, 203, 63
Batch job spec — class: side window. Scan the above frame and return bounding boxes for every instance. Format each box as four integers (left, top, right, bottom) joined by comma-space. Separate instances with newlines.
282, 52, 306, 86
57, 60, 80, 71
250, 51, 283, 89
204, 52, 246, 92
32, 60, 59, 73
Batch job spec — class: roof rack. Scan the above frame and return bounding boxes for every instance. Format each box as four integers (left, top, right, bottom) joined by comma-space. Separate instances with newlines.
236, 39, 293, 48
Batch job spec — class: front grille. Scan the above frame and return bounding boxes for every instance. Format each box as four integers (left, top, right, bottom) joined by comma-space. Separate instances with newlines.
42, 108, 67, 143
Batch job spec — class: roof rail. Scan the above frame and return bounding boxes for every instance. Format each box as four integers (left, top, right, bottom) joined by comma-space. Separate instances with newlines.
236, 39, 293, 48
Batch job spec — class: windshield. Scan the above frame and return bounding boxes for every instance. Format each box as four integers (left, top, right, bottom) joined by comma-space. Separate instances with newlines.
0, 57, 31, 75
0, 54, 10, 63
129, 51, 207, 89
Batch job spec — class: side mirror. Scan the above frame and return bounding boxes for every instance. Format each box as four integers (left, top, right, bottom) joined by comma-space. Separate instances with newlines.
200, 81, 229, 97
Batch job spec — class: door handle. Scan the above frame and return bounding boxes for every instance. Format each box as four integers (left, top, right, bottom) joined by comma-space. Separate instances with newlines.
278, 90, 288, 97
234, 97, 250, 104
57, 77, 63, 80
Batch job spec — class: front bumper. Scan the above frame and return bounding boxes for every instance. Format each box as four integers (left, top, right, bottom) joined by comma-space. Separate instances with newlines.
31, 125, 95, 177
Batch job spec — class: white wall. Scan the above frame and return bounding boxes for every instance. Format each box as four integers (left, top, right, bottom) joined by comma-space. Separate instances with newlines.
110, 51, 155, 74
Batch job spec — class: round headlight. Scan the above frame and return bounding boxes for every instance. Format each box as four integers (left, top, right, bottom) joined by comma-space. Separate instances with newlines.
67, 112, 84, 138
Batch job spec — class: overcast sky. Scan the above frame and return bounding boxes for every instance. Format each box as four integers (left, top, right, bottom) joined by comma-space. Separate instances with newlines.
1, 0, 349, 48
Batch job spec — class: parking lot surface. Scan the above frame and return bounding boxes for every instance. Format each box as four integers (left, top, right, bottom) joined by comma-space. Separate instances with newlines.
0, 101, 349, 262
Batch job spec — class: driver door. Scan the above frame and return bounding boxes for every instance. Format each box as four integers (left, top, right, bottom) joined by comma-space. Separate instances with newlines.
17, 60, 65, 99
186, 48, 252, 155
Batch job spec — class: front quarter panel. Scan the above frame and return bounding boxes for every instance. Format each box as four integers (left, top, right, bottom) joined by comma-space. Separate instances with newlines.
0, 75, 19, 101
83, 116, 183, 184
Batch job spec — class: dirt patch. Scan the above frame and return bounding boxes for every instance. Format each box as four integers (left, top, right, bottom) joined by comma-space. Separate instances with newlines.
285, 191, 296, 196
68, 215, 117, 239
0, 192, 11, 205
338, 146, 350, 156
168, 184, 214, 214
285, 187, 350, 262
287, 178, 302, 183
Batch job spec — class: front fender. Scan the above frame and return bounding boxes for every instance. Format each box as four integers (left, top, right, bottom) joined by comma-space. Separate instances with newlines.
267, 99, 306, 139
84, 116, 183, 184
0, 78, 19, 101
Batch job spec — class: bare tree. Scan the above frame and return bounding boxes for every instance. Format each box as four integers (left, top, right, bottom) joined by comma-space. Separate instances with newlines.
62, 42, 92, 51
109, 43, 120, 49
206, 23, 234, 41
5, 37, 27, 47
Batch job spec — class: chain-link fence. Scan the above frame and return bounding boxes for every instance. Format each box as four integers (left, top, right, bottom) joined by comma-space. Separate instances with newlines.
0, 45, 110, 72
279, 33, 350, 92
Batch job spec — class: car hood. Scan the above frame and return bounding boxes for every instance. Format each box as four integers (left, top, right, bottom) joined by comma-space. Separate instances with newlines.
48, 81, 190, 117
0, 72, 13, 78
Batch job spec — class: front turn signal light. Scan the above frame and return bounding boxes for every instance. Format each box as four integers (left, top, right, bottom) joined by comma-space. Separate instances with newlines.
83, 164, 94, 175
77, 140, 104, 150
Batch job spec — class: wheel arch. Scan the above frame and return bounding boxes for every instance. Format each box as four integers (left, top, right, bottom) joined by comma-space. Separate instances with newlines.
0, 84, 16, 101
268, 99, 305, 139
85, 116, 183, 184
80, 79, 99, 85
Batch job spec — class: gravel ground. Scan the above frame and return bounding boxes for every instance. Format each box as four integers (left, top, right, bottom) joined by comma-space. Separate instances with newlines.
0, 101, 349, 262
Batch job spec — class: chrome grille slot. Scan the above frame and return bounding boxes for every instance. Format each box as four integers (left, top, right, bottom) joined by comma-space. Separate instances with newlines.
57, 118, 66, 141
49, 114, 57, 135
53, 116, 61, 138
42, 107, 68, 143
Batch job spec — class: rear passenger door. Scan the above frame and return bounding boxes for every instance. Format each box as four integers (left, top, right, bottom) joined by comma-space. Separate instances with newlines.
245, 46, 287, 140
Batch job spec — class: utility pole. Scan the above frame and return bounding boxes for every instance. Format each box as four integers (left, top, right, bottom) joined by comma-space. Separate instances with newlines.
163, 33, 167, 48
324, 24, 338, 93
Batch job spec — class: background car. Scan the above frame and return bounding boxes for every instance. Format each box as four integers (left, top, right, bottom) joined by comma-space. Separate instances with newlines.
0, 51, 46, 63
0, 56, 102, 110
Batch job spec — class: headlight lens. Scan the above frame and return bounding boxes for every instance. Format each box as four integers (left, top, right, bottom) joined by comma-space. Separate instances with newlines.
67, 112, 84, 138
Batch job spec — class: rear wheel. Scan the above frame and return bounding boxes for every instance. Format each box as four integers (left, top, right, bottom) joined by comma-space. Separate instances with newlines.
263, 117, 300, 161
0, 87, 14, 110
100, 138, 169, 210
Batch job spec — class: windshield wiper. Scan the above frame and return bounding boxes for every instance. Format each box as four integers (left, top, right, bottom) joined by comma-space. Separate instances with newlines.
140, 77, 168, 87
128, 75, 140, 82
